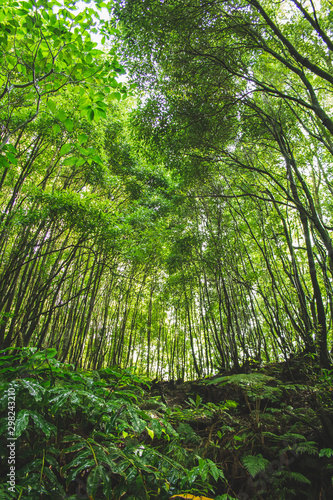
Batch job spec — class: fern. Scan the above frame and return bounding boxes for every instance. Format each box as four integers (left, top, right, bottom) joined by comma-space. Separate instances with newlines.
242, 454, 270, 477
319, 448, 333, 458
293, 441, 318, 456
262, 431, 306, 442
207, 372, 274, 387
289, 472, 311, 485
177, 423, 201, 444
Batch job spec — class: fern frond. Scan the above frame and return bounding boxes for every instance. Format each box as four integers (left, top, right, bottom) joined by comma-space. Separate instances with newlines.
294, 441, 318, 455
242, 454, 269, 478
262, 431, 306, 442
289, 472, 311, 485
319, 448, 333, 458
206, 373, 275, 386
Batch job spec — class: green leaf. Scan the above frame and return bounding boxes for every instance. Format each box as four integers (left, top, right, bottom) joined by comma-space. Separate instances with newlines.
111, 92, 121, 101
207, 459, 225, 482
41, 9, 50, 21
86, 466, 102, 498
5, 152, 18, 165
47, 99, 57, 114
146, 427, 154, 440
15, 410, 30, 438
57, 109, 67, 122
52, 123, 61, 134
29, 411, 57, 438
95, 107, 106, 120
43, 466, 66, 494
31, 348, 57, 360
319, 448, 333, 458
78, 133, 88, 145
289, 471, 311, 485
45, 348, 57, 358
242, 454, 269, 478
60, 143, 71, 156
63, 156, 78, 166
64, 118, 74, 132
76, 157, 86, 167
20, 379, 44, 401
62, 449, 92, 473
61, 434, 82, 443
49, 390, 73, 414
62, 442, 86, 454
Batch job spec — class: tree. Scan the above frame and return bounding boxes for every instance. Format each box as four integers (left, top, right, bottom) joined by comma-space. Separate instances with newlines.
0, 0, 126, 150
114, 0, 333, 367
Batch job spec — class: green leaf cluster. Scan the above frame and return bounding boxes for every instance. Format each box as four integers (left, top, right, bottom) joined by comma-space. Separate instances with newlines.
0, 348, 227, 498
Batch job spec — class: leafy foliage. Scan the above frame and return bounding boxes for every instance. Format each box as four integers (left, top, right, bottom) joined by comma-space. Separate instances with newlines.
0, 348, 227, 499
242, 454, 270, 478
1, 0, 333, 496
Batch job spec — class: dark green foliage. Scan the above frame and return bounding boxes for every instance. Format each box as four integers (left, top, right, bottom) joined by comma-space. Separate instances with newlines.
1, 349, 333, 498
0, 348, 225, 499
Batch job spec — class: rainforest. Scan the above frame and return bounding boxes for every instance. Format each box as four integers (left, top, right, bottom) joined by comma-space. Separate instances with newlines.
0, 0, 333, 498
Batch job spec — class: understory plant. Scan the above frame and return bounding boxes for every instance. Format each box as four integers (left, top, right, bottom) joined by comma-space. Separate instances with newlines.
0, 348, 225, 499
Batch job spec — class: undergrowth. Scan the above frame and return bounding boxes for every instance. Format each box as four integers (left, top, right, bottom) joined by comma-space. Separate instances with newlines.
1, 348, 333, 499
0, 348, 224, 499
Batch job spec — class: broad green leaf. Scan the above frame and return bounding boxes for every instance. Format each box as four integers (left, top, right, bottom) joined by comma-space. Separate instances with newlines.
45, 348, 57, 358
207, 459, 224, 482
62, 449, 92, 473
96, 107, 106, 119
29, 411, 57, 438
64, 118, 74, 132
20, 379, 44, 401
57, 109, 67, 122
52, 123, 61, 134
78, 133, 88, 145
47, 99, 57, 114
76, 157, 86, 167
49, 390, 73, 414
5, 152, 18, 165
147, 427, 154, 440
65, 459, 96, 484
60, 143, 71, 156
63, 156, 78, 166
15, 410, 30, 438
31, 348, 57, 360
61, 434, 82, 443
62, 442, 86, 454
86, 466, 102, 498
111, 92, 121, 101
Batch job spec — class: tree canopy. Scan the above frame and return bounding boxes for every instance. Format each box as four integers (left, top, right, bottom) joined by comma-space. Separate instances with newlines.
0, 0, 333, 377
2, 1, 333, 499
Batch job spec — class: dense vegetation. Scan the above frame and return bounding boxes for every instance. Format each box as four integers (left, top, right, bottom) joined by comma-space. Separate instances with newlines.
1, 0, 333, 498
1, 348, 333, 499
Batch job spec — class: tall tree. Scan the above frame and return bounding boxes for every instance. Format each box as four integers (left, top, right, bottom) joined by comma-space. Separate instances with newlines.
114, 0, 333, 367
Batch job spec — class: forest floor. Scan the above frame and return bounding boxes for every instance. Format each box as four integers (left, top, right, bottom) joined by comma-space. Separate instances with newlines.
143, 354, 333, 499
1, 349, 333, 500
